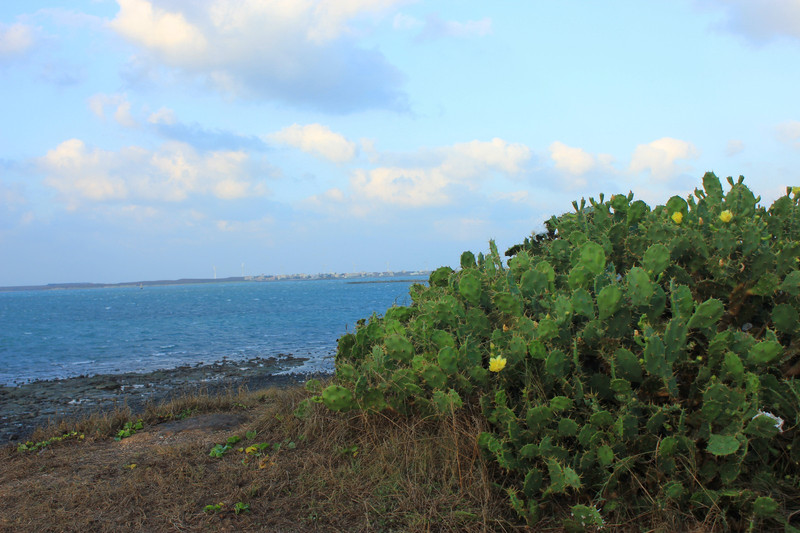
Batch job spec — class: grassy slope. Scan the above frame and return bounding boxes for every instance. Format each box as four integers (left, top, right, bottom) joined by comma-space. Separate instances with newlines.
0, 384, 520, 532
0, 383, 723, 532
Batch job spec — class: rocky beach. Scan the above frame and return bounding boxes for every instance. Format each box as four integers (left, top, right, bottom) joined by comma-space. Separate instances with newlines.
0, 354, 324, 444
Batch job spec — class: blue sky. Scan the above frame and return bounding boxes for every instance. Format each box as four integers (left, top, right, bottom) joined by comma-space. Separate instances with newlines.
1, 0, 798, 286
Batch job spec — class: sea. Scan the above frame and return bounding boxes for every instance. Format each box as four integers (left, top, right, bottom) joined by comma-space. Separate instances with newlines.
0, 277, 425, 386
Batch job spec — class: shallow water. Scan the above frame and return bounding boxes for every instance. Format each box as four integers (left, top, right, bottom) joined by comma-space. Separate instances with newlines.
0, 277, 423, 385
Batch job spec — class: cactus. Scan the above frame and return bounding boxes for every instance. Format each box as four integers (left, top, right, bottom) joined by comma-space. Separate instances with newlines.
459, 272, 481, 305
579, 241, 606, 275
321, 385, 355, 412
384, 334, 413, 363
687, 298, 725, 330
318, 174, 799, 529
597, 285, 622, 319
643, 243, 670, 276
421, 364, 447, 390
437, 346, 458, 374
626, 266, 654, 307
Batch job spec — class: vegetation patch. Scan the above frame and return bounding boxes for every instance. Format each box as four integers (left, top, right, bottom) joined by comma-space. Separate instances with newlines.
319, 173, 800, 531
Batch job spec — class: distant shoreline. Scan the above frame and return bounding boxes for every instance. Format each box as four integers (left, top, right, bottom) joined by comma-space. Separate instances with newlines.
0, 271, 431, 293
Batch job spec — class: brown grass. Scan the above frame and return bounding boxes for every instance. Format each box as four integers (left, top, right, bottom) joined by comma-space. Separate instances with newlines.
0, 384, 522, 532
0, 383, 734, 532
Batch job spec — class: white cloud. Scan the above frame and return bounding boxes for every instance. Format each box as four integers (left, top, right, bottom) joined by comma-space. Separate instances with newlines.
39, 139, 266, 208
776, 120, 800, 148
349, 138, 530, 208
269, 124, 357, 163
108, 0, 408, 112
0, 23, 35, 60
726, 139, 745, 156
699, 0, 800, 42
147, 107, 177, 125
351, 166, 448, 207
549, 141, 595, 175
109, 0, 208, 62
42, 139, 129, 203
629, 137, 700, 180
446, 138, 530, 175
87, 93, 138, 128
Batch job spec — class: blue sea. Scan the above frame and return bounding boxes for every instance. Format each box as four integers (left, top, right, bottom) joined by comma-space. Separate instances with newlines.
0, 277, 424, 386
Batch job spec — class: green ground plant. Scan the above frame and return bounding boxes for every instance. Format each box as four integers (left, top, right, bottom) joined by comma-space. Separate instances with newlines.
113, 419, 143, 441
318, 173, 800, 531
16, 430, 84, 452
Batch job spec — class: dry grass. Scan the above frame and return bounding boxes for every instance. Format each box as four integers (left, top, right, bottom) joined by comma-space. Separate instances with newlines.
0, 384, 522, 532
0, 383, 734, 532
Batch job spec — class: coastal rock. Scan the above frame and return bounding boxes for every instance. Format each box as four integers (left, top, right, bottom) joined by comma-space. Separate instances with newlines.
94, 380, 121, 391
0, 355, 315, 445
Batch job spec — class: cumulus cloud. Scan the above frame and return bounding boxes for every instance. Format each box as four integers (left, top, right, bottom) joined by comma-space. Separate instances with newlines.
629, 137, 700, 180
87, 93, 138, 127
549, 141, 595, 175
109, 0, 208, 62
348, 138, 530, 208
0, 22, 35, 60
108, 0, 408, 112
268, 124, 357, 163
698, 0, 800, 42
39, 138, 267, 208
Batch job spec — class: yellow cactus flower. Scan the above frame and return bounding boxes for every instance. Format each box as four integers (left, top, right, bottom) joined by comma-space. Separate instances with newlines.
671, 211, 683, 224
792, 186, 800, 195
489, 355, 507, 372
719, 210, 733, 223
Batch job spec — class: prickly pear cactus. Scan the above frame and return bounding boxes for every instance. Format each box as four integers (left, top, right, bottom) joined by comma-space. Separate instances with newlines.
322, 174, 800, 530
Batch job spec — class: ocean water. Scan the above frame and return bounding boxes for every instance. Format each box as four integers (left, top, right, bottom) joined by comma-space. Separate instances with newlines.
0, 277, 424, 386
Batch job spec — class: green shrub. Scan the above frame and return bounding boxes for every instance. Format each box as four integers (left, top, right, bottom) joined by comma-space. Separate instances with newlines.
323, 173, 800, 529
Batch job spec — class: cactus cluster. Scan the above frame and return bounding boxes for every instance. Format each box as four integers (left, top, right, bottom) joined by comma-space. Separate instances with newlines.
319, 173, 800, 529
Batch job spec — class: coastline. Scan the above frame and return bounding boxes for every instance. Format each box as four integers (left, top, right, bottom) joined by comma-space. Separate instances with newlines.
0, 354, 328, 444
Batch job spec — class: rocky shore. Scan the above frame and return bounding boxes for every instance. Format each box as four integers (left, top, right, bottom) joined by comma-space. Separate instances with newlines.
0, 355, 327, 444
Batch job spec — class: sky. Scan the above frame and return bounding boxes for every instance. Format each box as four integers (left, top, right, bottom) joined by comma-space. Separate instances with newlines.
1, 0, 799, 286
